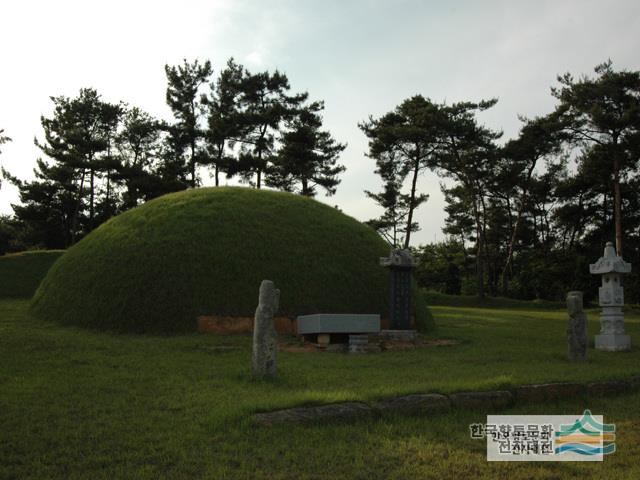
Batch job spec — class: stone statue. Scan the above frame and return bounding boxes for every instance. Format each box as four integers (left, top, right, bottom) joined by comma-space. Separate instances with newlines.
252, 280, 280, 378
566, 291, 587, 362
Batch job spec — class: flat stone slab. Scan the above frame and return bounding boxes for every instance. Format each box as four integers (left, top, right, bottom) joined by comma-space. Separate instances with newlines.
374, 394, 450, 414
252, 376, 640, 427
587, 380, 631, 397
253, 402, 372, 426
515, 382, 585, 403
450, 390, 513, 410
296, 314, 380, 335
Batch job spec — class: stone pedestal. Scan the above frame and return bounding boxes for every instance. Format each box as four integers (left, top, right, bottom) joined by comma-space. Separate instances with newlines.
348, 334, 369, 354
380, 250, 419, 330
595, 332, 631, 351
379, 329, 418, 342
589, 242, 632, 352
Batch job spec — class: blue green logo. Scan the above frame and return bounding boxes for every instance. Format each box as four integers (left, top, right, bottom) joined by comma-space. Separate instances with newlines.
554, 410, 615, 456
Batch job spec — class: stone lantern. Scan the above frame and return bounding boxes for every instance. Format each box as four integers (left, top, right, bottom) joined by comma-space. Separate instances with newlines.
380, 249, 419, 330
589, 242, 632, 351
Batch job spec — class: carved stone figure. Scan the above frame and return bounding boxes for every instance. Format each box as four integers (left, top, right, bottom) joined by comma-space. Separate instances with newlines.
566, 291, 587, 362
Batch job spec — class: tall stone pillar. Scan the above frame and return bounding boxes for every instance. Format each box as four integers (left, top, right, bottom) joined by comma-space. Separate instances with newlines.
589, 242, 632, 351
252, 280, 280, 378
380, 249, 419, 330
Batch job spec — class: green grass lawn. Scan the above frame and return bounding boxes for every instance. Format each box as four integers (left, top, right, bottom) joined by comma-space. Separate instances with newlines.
423, 290, 567, 309
1, 299, 639, 479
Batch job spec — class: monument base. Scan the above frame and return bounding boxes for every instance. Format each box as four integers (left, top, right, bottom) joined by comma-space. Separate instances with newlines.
595, 334, 631, 351
379, 329, 417, 342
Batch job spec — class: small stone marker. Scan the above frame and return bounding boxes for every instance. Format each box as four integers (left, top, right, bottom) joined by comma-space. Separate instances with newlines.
252, 280, 280, 378
566, 291, 587, 362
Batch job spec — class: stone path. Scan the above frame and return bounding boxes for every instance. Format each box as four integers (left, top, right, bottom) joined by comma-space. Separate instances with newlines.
252, 376, 640, 427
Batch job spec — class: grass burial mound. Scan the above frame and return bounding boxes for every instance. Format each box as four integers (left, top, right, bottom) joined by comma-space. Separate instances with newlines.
31, 187, 400, 334
0, 250, 64, 298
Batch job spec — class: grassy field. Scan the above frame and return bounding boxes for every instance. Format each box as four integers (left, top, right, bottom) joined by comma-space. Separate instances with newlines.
1, 298, 639, 479
423, 290, 569, 310
0, 250, 64, 298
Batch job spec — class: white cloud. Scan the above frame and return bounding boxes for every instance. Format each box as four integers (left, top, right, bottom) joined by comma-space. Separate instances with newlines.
245, 50, 264, 66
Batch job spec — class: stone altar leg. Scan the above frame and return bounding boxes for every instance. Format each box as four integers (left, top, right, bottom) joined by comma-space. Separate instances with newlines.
252, 280, 280, 378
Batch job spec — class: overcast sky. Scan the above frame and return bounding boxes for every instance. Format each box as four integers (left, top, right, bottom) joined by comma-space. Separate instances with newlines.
1, 0, 639, 245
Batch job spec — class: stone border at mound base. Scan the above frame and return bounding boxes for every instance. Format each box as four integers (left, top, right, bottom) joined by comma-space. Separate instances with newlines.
196, 316, 398, 335
252, 375, 640, 427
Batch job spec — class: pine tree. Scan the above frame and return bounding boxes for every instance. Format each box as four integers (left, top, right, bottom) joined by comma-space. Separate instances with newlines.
114, 107, 163, 208
164, 59, 213, 188
268, 101, 346, 196
0, 128, 11, 190
552, 60, 640, 255
33, 88, 122, 241
364, 150, 424, 247
360, 95, 444, 248
202, 58, 244, 186
234, 69, 307, 188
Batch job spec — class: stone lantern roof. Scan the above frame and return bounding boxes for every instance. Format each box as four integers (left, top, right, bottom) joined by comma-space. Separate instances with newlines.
589, 242, 632, 275
379, 249, 420, 268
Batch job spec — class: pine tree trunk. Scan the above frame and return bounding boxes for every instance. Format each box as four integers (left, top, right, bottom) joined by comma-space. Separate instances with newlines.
480, 190, 491, 296
476, 237, 485, 298
471, 193, 485, 298
106, 170, 111, 218
501, 205, 524, 294
613, 155, 622, 255
71, 170, 87, 245
89, 168, 95, 230
403, 158, 420, 249
190, 141, 196, 188
500, 162, 536, 295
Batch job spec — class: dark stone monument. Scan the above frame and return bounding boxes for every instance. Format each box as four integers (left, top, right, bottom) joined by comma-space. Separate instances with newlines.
252, 280, 280, 378
566, 291, 587, 362
380, 249, 419, 330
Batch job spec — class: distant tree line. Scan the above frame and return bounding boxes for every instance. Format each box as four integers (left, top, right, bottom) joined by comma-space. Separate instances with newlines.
3, 59, 639, 304
0, 58, 346, 251
363, 61, 640, 303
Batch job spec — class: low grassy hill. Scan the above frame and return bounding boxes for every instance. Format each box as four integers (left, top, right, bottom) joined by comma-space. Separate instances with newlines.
32, 187, 397, 333
0, 250, 64, 298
